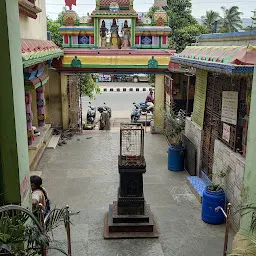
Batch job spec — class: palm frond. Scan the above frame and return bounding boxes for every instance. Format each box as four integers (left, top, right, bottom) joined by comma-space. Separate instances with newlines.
44, 206, 70, 232
0, 205, 74, 256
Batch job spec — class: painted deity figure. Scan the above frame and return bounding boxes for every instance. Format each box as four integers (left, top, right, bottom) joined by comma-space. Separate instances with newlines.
100, 20, 108, 48
110, 18, 119, 48
121, 20, 131, 48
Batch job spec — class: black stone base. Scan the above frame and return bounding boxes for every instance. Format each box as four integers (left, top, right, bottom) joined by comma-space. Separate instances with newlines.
104, 201, 159, 239
117, 195, 145, 215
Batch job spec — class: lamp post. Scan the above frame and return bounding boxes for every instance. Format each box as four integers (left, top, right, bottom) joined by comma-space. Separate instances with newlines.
213, 20, 218, 33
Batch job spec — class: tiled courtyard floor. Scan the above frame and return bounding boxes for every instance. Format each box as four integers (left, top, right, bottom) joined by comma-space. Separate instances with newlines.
36, 130, 234, 256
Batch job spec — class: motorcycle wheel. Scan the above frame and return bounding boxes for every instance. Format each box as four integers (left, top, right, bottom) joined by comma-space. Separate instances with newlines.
131, 117, 138, 123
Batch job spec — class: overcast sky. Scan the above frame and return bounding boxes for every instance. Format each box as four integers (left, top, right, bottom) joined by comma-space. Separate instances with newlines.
46, 0, 256, 20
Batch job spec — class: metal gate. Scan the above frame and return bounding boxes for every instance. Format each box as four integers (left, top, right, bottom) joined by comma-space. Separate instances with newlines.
67, 75, 82, 133
202, 73, 246, 177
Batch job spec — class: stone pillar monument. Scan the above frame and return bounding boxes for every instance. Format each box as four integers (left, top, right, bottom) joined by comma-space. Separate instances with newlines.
104, 123, 158, 238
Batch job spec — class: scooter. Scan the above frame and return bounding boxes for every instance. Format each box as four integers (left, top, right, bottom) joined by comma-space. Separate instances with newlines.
131, 102, 142, 123
87, 102, 96, 124
137, 102, 153, 115
83, 102, 96, 130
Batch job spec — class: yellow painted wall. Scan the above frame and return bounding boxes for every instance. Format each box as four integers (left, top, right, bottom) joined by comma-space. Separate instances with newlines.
61, 73, 69, 129
154, 74, 165, 131
63, 56, 170, 66
48, 69, 63, 128
19, 0, 47, 40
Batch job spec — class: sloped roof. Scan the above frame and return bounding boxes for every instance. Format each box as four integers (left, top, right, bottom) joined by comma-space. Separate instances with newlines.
21, 39, 64, 68
171, 45, 256, 74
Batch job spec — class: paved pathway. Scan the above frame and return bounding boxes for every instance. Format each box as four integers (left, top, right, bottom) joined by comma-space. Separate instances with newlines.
37, 131, 233, 256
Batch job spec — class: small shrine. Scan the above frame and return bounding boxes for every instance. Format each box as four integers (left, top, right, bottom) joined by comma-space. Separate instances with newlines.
59, 0, 171, 49
104, 124, 159, 238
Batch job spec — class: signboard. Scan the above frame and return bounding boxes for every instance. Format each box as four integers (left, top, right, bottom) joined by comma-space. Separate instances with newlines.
192, 69, 208, 128
222, 123, 231, 143
221, 91, 238, 125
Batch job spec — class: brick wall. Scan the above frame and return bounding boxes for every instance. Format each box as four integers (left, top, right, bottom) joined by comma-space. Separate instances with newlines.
185, 117, 204, 176
212, 139, 245, 232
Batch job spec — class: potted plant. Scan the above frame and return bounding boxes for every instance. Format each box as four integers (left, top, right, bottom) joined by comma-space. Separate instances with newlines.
162, 104, 186, 172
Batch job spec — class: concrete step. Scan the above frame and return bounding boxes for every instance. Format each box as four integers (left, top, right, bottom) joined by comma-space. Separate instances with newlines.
186, 173, 211, 203
30, 144, 46, 172
44, 127, 53, 146
47, 135, 61, 149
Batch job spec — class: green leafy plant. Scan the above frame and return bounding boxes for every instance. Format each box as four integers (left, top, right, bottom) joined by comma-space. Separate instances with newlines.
47, 7, 67, 47
201, 10, 220, 33
145, 0, 208, 52
0, 205, 78, 256
80, 74, 101, 99
207, 184, 223, 192
147, 74, 155, 88
206, 170, 227, 192
218, 6, 243, 33
228, 204, 256, 255
162, 104, 186, 146
0, 205, 48, 255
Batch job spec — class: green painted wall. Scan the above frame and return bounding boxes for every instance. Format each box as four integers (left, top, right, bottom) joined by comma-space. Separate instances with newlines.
94, 18, 99, 46
131, 18, 135, 46
0, 0, 30, 206
240, 66, 256, 236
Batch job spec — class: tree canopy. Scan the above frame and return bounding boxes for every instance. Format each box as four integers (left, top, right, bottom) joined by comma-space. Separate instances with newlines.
81, 74, 101, 99
145, 6, 159, 20
201, 11, 220, 33
46, 7, 66, 47
146, 0, 207, 53
218, 6, 243, 33
47, 17, 63, 47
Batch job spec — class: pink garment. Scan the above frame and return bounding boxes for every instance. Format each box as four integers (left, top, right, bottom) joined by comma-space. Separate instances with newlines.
145, 93, 154, 104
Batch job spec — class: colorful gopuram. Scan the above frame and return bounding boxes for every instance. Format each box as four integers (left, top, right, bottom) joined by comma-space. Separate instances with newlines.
59, 0, 171, 50
54, 0, 176, 132
55, 0, 174, 73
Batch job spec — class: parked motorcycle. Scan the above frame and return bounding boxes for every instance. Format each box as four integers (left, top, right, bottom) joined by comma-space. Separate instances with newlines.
87, 102, 96, 124
83, 102, 96, 130
131, 102, 142, 123
137, 102, 153, 115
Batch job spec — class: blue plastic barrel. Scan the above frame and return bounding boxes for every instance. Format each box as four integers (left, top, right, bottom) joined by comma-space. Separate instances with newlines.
168, 145, 185, 172
202, 188, 226, 224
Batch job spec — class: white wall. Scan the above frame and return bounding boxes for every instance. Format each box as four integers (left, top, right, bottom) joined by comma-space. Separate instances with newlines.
212, 139, 245, 232
197, 33, 256, 46
19, 0, 47, 40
